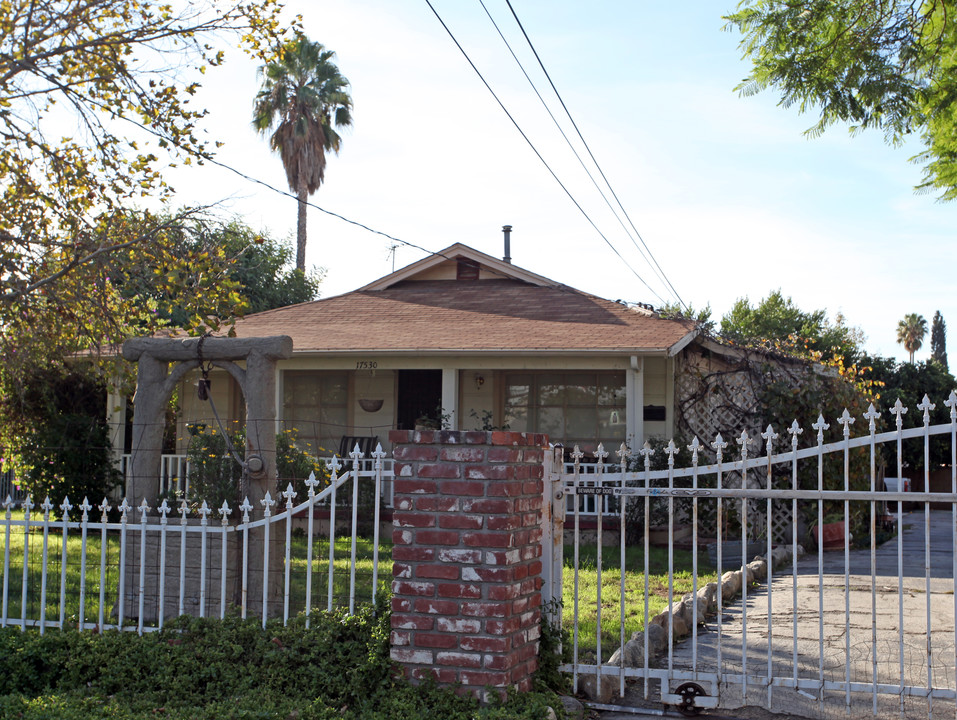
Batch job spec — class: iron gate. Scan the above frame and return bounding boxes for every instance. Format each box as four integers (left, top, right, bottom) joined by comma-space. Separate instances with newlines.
543, 394, 957, 718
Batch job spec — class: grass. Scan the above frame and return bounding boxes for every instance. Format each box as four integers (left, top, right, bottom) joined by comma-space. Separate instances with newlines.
563, 543, 718, 661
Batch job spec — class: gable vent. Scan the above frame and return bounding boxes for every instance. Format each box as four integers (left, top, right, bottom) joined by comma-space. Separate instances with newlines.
456, 257, 480, 280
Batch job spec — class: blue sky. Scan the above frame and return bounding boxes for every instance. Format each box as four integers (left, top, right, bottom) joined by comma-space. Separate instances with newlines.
162, 1, 955, 364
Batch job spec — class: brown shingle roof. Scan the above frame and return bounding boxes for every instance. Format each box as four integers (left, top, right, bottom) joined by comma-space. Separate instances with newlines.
229, 279, 696, 355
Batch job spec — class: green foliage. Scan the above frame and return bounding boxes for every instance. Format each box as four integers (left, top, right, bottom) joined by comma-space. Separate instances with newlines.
0, 366, 120, 505
725, 0, 957, 199
0, 603, 565, 719
720, 289, 862, 362
862, 354, 957, 470
534, 600, 571, 693
931, 311, 948, 370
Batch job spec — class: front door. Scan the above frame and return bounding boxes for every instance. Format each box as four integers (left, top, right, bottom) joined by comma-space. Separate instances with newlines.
396, 370, 442, 430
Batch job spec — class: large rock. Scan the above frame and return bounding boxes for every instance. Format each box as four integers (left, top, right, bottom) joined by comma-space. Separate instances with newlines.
720, 570, 742, 600
559, 695, 586, 720
645, 623, 668, 654
747, 558, 768, 582
607, 637, 645, 668
578, 671, 620, 703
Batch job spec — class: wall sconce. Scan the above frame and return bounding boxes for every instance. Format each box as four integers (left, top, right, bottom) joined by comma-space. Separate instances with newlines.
475, 373, 485, 391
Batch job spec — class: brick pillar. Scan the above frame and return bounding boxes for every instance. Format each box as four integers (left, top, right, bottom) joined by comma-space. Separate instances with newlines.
389, 429, 547, 699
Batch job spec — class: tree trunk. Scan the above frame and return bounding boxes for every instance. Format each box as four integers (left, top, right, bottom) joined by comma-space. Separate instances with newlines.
296, 185, 308, 271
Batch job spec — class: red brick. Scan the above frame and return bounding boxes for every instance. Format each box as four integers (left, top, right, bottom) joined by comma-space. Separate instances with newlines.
392, 614, 435, 630
416, 497, 458, 512
437, 548, 482, 564
412, 430, 436, 443
389, 430, 414, 444
513, 564, 528, 581
415, 530, 460, 546
459, 635, 510, 652
436, 617, 481, 633
490, 431, 524, 446
393, 445, 439, 462
461, 498, 512, 514
435, 651, 481, 668
486, 481, 525, 497
514, 497, 538, 512
392, 529, 413, 545
487, 448, 521, 463
392, 546, 435, 562
459, 670, 509, 687
394, 479, 438, 494
523, 479, 544, 494
483, 653, 520, 671
464, 431, 490, 444
414, 598, 460, 615
394, 497, 412, 510
486, 515, 520, 531
392, 597, 412, 612
419, 463, 461, 479
411, 667, 459, 684
523, 448, 544, 463
461, 601, 511, 618
527, 560, 543, 576
465, 465, 512, 481
485, 549, 521, 565
520, 545, 541, 560
438, 480, 485, 496
440, 447, 485, 462
486, 617, 521, 635
463, 531, 514, 548
393, 512, 435, 528
462, 566, 514, 583
511, 597, 529, 615
488, 584, 520, 601
393, 580, 435, 597
514, 465, 531, 480
416, 564, 460, 580
390, 630, 410, 646
391, 647, 433, 664
415, 632, 459, 649
437, 583, 482, 599
393, 562, 412, 579
439, 514, 484, 530
530, 465, 544, 479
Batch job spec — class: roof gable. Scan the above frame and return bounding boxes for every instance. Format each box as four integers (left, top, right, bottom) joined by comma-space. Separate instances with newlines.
358, 243, 555, 291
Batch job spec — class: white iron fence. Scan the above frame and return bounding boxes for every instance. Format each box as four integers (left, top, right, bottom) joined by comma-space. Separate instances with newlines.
548, 394, 957, 718
0, 447, 391, 634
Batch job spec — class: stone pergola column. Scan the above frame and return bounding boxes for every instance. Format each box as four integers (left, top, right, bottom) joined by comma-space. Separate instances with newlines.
121, 336, 292, 507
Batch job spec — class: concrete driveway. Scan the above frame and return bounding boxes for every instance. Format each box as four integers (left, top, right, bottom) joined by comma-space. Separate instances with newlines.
602, 510, 956, 719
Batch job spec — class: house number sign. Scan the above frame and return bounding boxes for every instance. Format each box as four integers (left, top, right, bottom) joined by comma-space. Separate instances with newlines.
355, 361, 378, 370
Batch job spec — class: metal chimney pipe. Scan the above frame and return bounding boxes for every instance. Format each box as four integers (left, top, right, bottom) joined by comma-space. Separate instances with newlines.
502, 225, 512, 264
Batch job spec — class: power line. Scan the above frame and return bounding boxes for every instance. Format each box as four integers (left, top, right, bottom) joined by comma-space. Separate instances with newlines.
423, 0, 667, 306
479, 0, 681, 309
503, 0, 688, 312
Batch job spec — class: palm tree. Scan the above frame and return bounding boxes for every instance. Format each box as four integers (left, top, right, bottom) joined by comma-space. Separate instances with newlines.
896, 313, 928, 363
253, 36, 352, 271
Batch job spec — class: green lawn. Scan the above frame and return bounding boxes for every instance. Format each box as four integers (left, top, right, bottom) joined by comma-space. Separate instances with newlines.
563, 543, 717, 661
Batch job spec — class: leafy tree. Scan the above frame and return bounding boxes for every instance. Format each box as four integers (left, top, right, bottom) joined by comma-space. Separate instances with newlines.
0, 0, 290, 306
725, 1, 957, 199
931, 310, 948, 370
657, 301, 715, 333
253, 35, 353, 271
897, 312, 928, 363
719, 289, 862, 361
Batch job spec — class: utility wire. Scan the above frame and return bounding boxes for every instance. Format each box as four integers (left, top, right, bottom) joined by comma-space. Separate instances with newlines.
480, 0, 681, 309
423, 0, 667, 306
504, 0, 688, 312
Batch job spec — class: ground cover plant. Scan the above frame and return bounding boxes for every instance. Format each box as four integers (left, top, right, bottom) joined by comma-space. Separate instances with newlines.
0, 603, 566, 719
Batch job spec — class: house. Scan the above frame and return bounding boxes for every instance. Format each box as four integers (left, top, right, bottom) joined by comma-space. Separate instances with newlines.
108, 243, 698, 470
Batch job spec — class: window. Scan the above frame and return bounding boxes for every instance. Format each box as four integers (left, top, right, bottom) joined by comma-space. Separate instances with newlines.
282, 372, 348, 456
504, 372, 625, 453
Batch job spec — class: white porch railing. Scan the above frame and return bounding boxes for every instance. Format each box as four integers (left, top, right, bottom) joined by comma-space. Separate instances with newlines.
120, 454, 396, 508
